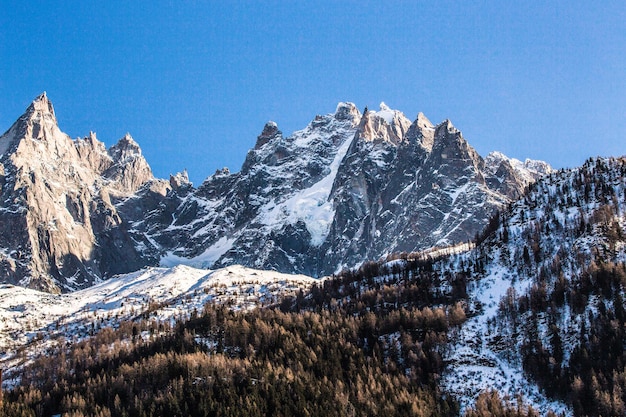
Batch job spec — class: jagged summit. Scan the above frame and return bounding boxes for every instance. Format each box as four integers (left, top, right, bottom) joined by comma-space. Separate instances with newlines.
415, 112, 434, 129
169, 169, 191, 190
0, 92, 63, 157
334, 102, 361, 122
0, 94, 160, 292
368, 102, 403, 124
27, 91, 55, 117
485, 151, 553, 179
437, 118, 458, 134
20, 91, 58, 139
358, 102, 412, 144
120, 132, 139, 145
0, 95, 552, 291
254, 121, 282, 149
109, 133, 143, 160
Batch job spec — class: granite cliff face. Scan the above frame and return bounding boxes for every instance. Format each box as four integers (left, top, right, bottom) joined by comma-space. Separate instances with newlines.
0, 95, 551, 291
0, 93, 166, 292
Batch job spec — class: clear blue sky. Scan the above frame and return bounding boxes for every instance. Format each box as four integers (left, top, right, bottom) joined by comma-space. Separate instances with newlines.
1, 1, 625, 184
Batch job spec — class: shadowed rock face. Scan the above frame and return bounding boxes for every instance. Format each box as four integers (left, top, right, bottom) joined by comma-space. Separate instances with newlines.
0, 97, 551, 292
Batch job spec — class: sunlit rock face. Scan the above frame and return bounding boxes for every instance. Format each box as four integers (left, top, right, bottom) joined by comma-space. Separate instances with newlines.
0, 93, 165, 292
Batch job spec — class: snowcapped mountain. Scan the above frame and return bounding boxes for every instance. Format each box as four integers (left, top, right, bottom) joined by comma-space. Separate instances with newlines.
136, 101, 550, 278
0, 95, 550, 292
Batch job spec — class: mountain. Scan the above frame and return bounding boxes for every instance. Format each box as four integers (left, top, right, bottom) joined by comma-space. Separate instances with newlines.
136, 102, 550, 277
1, 156, 624, 416
0, 95, 550, 292
0, 93, 168, 293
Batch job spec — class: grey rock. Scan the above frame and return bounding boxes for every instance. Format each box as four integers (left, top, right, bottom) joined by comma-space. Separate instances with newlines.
148, 102, 549, 277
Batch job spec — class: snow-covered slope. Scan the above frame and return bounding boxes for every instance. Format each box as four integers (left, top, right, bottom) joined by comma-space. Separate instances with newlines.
437, 157, 626, 416
440, 263, 571, 416
0, 263, 317, 381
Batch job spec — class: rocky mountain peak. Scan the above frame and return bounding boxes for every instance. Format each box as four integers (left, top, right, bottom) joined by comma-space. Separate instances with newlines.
430, 119, 468, 157
485, 151, 554, 176
436, 119, 458, 135
357, 103, 412, 145
20, 92, 58, 141
333, 102, 361, 124
484, 151, 553, 191
26, 91, 56, 120
109, 133, 142, 160
415, 112, 434, 130
1, 92, 64, 153
402, 112, 436, 152
104, 136, 154, 196
254, 121, 282, 149
523, 158, 552, 175
169, 169, 191, 190
121, 132, 138, 145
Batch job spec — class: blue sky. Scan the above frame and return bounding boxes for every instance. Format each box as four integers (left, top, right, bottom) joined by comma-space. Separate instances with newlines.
1, 1, 625, 184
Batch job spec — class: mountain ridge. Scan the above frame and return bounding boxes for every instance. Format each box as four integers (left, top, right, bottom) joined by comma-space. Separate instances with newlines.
0, 95, 550, 292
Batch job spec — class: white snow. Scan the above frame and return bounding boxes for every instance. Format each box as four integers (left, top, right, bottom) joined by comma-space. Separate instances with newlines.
373, 102, 395, 124
258, 127, 354, 246
441, 260, 572, 416
160, 236, 236, 268
437, 158, 626, 416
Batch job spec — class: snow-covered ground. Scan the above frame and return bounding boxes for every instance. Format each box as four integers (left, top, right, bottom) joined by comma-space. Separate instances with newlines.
0, 264, 318, 384
440, 260, 572, 416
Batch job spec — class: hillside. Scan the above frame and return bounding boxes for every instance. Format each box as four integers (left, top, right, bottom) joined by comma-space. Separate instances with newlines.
435, 157, 626, 415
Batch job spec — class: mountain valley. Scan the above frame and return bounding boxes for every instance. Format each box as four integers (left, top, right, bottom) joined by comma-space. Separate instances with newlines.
0, 95, 624, 416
